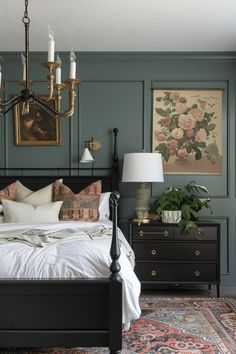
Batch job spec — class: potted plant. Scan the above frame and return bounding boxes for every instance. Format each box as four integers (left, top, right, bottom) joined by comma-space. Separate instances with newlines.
155, 181, 212, 234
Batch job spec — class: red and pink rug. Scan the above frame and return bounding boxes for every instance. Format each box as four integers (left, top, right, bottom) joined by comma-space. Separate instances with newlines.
4, 297, 236, 353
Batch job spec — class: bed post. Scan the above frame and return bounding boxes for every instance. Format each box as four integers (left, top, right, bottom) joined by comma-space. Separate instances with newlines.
109, 191, 122, 353
112, 128, 119, 192
109, 191, 121, 281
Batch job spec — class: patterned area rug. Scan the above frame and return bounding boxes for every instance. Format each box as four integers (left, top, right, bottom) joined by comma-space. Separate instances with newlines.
2, 297, 236, 354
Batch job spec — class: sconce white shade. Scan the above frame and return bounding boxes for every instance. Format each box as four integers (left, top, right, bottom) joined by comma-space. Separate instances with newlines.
80, 147, 94, 163
122, 152, 164, 182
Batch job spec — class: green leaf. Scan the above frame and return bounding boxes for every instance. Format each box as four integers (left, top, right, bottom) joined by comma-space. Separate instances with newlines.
197, 142, 206, 148
182, 219, 200, 233
205, 112, 214, 118
185, 181, 209, 194
163, 149, 170, 162
156, 143, 167, 150
156, 108, 168, 117
195, 148, 202, 160
178, 220, 197, 234
208, 124, 216, 131
168, 123, 178, 130
189, 208, 198, 219
196, 119, 208, 129
172, 114, 180, 119
186, 146, 192, 154
181, 204, 190, 220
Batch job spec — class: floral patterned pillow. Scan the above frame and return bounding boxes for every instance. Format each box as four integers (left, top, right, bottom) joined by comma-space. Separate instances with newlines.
53, 180, 101, 221
0, 182, 16, 202
0, 182, 17, 220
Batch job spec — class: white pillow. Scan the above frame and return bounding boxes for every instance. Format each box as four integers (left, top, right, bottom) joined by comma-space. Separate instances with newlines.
2, 200, 63, 224
16, 179, 63, 206
99, 192, 111, 220
0, 205, 2, 213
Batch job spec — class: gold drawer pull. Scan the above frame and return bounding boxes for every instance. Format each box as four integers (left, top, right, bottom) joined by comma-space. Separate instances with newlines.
151, 249, 157, 255
151, 270, 157, 276
195, 250, 201, 256
138, 230, 169, 237
195, 229, 205, 240
195, 271, 200, 277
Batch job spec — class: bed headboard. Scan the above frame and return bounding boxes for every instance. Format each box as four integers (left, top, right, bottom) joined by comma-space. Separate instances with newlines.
0, 128, 119, 193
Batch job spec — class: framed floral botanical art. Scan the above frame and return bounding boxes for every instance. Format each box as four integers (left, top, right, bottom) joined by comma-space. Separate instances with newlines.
14, 96, 60, 146
152, 89, 223, 175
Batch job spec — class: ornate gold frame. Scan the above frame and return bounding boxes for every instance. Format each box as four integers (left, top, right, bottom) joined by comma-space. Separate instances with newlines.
14, 95, 61, 146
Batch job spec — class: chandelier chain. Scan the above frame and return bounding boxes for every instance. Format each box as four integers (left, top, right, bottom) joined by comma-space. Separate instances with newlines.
22, 0, 30, 24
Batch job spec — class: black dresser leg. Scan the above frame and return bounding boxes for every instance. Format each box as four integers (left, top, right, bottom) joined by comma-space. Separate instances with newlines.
208, 284, 211, 291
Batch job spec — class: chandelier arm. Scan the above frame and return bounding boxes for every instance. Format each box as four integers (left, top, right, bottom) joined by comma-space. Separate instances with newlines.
34, 94, 75, 119
63, 86, 76, 117
0, 94, 25, 108
33, 96, 66, 119
1, 96, 25, 115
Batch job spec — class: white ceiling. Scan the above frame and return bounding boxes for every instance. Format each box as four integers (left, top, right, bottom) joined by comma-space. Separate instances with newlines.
0, 0, 236, 52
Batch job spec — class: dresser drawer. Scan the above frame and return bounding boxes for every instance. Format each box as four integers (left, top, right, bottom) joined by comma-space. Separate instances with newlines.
175, 226, 218, 241
135, 263, 218, 282
133, 242, 218, 261
132, 225, 174, 240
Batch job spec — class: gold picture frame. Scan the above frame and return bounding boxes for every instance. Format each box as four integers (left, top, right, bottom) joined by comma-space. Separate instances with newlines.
14, 96, 61, 146
152, 88, 223, 175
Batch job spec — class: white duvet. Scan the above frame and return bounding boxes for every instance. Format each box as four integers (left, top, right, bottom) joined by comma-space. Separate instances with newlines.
0, 219, 141, 326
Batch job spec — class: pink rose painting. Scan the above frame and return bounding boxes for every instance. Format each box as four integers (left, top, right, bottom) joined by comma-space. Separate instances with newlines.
152, 89, 223, 174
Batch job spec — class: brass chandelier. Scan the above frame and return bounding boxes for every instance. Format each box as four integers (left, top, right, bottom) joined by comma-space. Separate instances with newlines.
0, 0, 80, 118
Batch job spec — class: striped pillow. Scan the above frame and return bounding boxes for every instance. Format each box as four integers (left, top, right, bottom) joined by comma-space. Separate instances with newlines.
53, 180, 101, 221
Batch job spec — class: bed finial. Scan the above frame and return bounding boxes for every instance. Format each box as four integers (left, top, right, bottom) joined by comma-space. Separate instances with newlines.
109, 191, 121, 281
112, 128, 119, 191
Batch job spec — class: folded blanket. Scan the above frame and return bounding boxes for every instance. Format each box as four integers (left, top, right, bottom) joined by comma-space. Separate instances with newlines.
0, 225, 112, 247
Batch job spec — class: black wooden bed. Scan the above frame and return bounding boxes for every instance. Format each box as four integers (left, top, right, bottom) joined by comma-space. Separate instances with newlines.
0, 129, 123, 353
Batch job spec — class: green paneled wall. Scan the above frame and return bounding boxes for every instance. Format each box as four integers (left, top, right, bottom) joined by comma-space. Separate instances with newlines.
0, 51, 235, 293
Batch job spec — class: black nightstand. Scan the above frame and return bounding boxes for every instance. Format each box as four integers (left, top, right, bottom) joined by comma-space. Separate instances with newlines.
129, 220, 221, 297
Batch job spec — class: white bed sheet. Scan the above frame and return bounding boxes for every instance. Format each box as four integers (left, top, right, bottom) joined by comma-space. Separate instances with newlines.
0, 219, 141, 325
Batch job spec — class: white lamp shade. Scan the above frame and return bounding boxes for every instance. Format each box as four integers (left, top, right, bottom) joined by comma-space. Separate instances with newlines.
122, 152, 164, 182
80, 147, 94, 163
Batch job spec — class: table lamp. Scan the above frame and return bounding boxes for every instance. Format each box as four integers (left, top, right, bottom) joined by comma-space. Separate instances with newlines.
122, 152, 164, 222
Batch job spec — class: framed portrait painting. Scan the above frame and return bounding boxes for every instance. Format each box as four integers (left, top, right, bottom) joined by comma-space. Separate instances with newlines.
152, 88, 223, 175
14, 96, 61, 146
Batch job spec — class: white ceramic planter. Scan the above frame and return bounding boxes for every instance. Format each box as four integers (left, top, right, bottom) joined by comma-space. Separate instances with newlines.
162, 210, 182, 224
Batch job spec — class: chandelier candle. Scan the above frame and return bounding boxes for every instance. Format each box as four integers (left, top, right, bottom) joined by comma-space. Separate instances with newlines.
48, 26, 55, 62
21, 53, 26, 81
56, 54, 62, 85
70, 50, 76, 79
